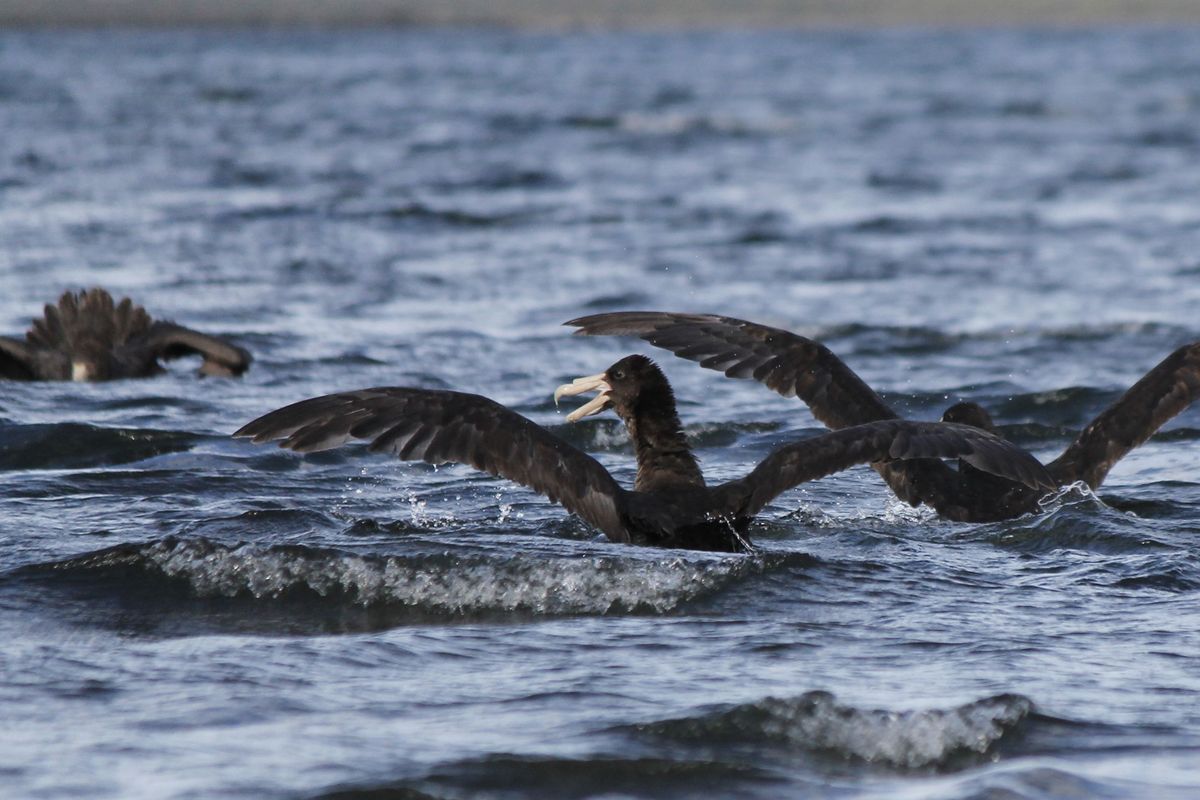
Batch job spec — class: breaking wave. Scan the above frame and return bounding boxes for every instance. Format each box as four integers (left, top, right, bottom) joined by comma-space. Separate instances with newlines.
23, 536, 765, 619
636, 690, 1034, 771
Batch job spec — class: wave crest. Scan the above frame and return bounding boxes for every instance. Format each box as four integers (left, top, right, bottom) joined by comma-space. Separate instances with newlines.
37, 537, 762, 618
639, 690, 1033, 770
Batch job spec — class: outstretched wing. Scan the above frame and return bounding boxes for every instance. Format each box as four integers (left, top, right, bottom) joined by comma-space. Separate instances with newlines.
567, 311, 898, 428
135, 322, 253, 377
1048, 342, 1200, 488
719, 420, 1054, 518
567, 311, 958, 506
234, 387, 629, 541
0, 337, 38, 379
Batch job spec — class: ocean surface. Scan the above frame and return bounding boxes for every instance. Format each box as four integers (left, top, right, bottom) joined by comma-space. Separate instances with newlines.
2, 27, 1200, 799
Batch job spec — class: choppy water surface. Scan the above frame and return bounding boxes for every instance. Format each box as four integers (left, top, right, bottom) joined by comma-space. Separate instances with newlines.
2, 27, 1200, 799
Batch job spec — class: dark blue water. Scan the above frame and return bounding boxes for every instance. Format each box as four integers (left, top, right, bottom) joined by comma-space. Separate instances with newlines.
3, 27, 1200, 799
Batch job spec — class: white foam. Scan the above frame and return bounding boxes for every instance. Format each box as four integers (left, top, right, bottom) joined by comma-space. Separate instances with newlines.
138, 538, 757, 615
756, 691, 1032, 768
783, 499, 938, 528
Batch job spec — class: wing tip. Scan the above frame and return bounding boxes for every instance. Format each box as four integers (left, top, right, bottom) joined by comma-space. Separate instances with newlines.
565, 311, 632, 334
231, 421, 268, 441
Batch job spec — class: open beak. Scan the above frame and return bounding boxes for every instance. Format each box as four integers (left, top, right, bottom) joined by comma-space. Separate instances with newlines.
553, 372, 612, 422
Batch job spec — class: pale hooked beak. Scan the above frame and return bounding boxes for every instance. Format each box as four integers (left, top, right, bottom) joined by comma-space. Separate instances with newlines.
553, 372, 612, 423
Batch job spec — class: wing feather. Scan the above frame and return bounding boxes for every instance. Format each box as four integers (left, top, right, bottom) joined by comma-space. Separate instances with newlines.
134, 321, 252, 376
1048, 342, 1200, 488
719, 420, 1054, 518
235, 388, 629, 541
568, 311, 899, 427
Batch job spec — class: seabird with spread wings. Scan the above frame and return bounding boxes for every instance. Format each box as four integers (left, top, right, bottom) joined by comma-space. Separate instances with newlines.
235, 355, 1053, 551
568, 312, 1200, 521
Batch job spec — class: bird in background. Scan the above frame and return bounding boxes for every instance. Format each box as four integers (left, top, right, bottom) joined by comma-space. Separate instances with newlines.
0, 288, 252, 381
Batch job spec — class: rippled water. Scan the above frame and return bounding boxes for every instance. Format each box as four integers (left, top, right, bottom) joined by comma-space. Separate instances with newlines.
3, 27, 1200, 799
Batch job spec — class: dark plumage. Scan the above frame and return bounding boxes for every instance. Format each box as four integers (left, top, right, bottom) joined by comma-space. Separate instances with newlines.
234, 355, 1053, 552
568, 311, 1200, 521
0, 288, 252, 380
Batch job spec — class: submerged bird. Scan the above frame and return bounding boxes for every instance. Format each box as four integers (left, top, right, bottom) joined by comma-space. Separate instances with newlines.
568, 311, 1200, 521
0, 288, 252, 380
234, 354, 1053, 552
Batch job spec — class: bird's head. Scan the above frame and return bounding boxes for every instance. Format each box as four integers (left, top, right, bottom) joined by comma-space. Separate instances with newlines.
942, 401, 996, 432
554, 354, 673, 424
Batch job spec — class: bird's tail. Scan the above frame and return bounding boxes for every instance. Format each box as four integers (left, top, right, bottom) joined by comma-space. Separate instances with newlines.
25, 288, 153, 350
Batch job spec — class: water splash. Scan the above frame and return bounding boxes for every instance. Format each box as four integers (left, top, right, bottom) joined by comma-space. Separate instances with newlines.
405, 490, 459, 529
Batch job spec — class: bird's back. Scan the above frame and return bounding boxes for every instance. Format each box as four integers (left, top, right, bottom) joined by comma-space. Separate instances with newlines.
622, 487, 753, 552
24, 289, 156, 379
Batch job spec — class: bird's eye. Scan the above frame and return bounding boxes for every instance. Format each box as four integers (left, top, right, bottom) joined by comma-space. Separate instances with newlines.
612, 370, 625, 380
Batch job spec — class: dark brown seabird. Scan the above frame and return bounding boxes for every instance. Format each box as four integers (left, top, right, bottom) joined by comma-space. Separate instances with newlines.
0, 288, 252, 380
234, 354, 1053, 552
567, 311, 1200, 522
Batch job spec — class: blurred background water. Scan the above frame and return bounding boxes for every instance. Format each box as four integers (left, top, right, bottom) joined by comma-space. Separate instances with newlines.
2, 26, 1200, 799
